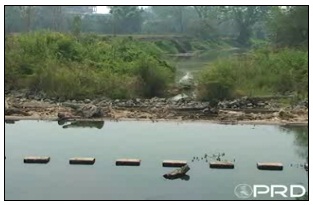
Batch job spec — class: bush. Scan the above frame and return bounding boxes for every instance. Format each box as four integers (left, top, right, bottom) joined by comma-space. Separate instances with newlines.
5, 31, 175, 99
196, 47, 308, 99
197, 81, 235, 103
133, 56, 175, 98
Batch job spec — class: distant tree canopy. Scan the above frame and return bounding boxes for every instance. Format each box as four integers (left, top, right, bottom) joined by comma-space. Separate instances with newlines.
109, 6, 143, 34
4, 6, 308, 49
218, 6, 270, 45
267, 6, 308, 48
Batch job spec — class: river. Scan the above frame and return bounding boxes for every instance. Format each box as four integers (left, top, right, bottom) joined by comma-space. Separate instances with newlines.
5, 120, 308, 200
171, 48, 244, 82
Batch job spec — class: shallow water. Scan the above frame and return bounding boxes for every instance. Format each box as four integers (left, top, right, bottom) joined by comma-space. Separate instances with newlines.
5, 120, 308, 200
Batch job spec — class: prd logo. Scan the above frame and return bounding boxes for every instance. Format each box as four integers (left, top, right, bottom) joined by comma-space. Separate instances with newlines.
234, 184, 253, 199
234, 184, 306, 198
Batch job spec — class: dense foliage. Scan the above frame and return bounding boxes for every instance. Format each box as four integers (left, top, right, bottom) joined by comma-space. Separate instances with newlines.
5, 32, 175, 99
197, 48, 308, 100
5, 6, 308, 102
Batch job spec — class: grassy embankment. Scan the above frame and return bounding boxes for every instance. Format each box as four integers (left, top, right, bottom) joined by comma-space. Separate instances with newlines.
5, 32, 176, 100
197, 47, 308, 103
5, 32, 308, 103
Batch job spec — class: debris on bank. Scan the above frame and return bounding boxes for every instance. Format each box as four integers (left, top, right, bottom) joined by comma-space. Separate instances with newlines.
4, 91, 308, 124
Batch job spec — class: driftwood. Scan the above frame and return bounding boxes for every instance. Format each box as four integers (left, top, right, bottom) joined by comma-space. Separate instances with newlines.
163, 164, 190, 179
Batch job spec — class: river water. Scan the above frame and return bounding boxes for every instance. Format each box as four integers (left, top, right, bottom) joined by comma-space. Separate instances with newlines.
172, 48, 244, 82
5, 120, 308, 200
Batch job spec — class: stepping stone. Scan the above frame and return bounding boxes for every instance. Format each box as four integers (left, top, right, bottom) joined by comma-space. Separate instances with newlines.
69, 157, 95, 165
24, 156, 50, 164
116, 159, 141, 166
209, 161, 234, 169
162, 160, 187, 167
257, 162, 283, 170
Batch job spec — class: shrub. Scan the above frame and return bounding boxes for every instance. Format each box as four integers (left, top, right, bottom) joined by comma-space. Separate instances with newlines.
197, 81, 235, 103
196, 47, 308, 99
133, 56, 175, 98
5, 31, 175, 99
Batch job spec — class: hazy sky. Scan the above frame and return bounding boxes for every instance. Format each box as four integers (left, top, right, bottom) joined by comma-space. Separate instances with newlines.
97, 6, 110, 13
97, 6, 148, 14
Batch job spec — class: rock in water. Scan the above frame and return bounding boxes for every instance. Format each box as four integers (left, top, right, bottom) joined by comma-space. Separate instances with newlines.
179, 72, 194, 87
163, 164, 190, 179
78, 104, 103, 118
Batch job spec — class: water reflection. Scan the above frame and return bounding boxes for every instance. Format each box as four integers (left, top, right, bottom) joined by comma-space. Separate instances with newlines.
5, 120, 17, 124
163, 174, 190, 181
57, 120, 104, 129
279, 126, 309, 201
279, 125, 308, 159
297, 192, 308, 200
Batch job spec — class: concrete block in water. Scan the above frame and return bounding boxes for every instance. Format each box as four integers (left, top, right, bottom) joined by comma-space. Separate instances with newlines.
69, 157, 95, 165
24, 156, 50, 164
209, 161, 234, 169
162, 160, 187, 167
257, 162, 283, 170
116, 159, 141, 166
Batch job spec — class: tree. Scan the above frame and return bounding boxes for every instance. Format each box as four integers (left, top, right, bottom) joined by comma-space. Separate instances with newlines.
267, 6, 308, 48
219, 6, 269, 46
109, 6, 143, 34
72, 15, 82, 37
194, 6, 218, 29
19, 6, 36, 32
51, 6, 63, 31
150, 6, 191, 34
192, 6, 221, 38
5, 6, 23, 33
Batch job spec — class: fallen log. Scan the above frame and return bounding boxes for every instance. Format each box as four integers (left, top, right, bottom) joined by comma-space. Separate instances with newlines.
163, 164, 190, 179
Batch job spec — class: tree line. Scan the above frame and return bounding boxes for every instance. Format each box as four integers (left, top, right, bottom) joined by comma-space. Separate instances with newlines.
5, 6, 308, 48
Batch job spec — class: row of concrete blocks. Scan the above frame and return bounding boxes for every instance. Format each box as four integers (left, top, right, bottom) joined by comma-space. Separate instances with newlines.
19, 157, 288, 170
